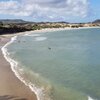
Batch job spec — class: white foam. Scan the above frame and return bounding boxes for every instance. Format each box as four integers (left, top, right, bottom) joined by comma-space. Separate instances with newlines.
1, 36, 49, 100
88, 96, 96, 100
25, 34, 41, 37
35, 37, 47, 41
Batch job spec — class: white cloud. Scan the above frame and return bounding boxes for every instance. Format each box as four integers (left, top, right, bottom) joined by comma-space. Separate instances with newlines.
0, 0, 89, 21
0, 0, 18, 10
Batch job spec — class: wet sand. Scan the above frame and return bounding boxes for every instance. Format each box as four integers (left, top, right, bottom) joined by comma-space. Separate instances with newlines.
0, 36, 37, 100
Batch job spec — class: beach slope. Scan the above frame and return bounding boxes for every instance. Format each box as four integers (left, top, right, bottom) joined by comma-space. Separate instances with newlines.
0, 36, 37, 100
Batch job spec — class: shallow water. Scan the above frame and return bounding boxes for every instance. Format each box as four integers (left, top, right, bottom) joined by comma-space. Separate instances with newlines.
6, 28, 100, 100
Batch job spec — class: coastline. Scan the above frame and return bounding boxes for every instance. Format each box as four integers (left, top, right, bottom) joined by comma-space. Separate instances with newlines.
0, 26, 99, 100
0, 36, 37, 100
1, 26, 100, 37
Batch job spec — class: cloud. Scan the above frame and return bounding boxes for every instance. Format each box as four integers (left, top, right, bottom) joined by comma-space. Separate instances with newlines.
0, 0, 89, 21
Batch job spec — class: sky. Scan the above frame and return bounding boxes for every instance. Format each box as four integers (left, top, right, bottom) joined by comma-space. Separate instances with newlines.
0, 0, 100, 22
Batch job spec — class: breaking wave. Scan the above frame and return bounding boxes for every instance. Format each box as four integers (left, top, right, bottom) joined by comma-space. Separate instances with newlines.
1, 36, 52, 100
35, 37, 47, 41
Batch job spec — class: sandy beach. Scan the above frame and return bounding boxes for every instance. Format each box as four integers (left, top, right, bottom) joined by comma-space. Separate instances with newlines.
0, 27, 99, 100
0, 28, 75, 100
0, 36, 37, 100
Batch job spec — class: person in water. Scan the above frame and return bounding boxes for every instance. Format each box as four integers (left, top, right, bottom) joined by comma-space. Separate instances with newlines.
48, 47, 51, 50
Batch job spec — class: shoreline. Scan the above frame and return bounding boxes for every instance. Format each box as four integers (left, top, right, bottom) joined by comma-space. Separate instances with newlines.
0, 36, 37, 100
1, 26, 100, 37
0, 26, 99, 100
1, 36, 43, 100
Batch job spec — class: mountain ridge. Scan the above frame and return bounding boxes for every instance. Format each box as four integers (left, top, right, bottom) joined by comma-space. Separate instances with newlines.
0, 19, 100, 24
0, 19, 30, 24
92, 19, 100, 23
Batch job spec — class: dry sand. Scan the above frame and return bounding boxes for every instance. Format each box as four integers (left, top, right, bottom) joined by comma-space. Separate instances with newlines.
0, 36, 37, 100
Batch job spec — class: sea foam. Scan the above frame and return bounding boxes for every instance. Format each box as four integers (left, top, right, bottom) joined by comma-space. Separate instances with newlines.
1, 36, 49, 100
25, 34, 41, 37
88, 96, 96, 100
35, 37, 47, 41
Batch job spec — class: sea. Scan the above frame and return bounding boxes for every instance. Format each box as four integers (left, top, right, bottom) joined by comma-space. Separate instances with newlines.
2, 28, 100, 100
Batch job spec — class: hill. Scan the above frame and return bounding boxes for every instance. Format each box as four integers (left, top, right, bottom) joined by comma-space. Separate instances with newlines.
92, 19, 100, 23
0, 19, 30, 24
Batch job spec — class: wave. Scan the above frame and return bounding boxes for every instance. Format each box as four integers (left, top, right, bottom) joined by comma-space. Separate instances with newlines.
35, 37, 47, 41
25, 34, 41, 37
88, 96, 96, 100
1, 36, 52, 100
2, 36, 95, 100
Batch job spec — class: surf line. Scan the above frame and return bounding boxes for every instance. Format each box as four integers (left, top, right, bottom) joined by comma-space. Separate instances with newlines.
1, 36, 45, 100
88, 96, 97, 100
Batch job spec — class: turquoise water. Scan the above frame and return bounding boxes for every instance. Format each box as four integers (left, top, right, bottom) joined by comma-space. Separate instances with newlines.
7, 28, 100, 100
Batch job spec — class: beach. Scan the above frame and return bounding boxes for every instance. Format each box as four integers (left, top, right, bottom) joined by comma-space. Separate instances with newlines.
0, 27, 100, 100
0, 28, 80, 100
0, 36, 37, 100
